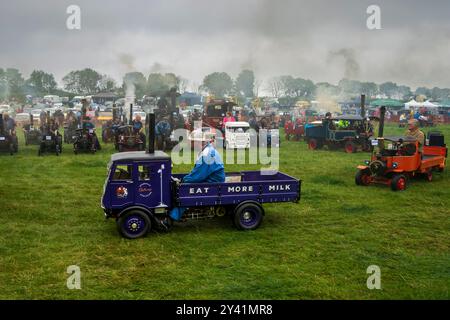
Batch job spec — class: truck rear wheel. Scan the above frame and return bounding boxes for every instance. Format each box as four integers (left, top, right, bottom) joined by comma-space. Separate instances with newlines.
233, 203, 264, 230
391, 174, 407, 191
345, 141, 357, 153
308, 138, 322, 150
117, 210, 151, 239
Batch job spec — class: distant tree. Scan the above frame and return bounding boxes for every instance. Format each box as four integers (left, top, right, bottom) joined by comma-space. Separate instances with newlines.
0, 68, 7, 100
122, 72, 147, 98
202, 72, 233, 97
415, 87, 432, 99
163, 73, 180, 89
1, 68, 26, 101
266, 76, 283, 98
235, 69, 255, 98
338, 78, 362, 97
26, 70, 57, 95
178, 77, 189, 93
99, 75, 117, 92
430, 87, 450, 101
379, 81, 398, 98
147, 73, 170, 97
254, 79, 263, 97
315, 82, 341, 99
62, 68, 103, 94
397, 85, 412, 100
280, 76, 315, 99
360, 82, 378, 98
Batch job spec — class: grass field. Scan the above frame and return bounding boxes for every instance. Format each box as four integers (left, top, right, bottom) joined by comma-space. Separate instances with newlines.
0, 124, 449, 299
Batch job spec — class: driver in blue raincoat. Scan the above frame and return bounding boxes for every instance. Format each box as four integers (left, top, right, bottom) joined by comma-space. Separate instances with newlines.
168, 137, 225, 222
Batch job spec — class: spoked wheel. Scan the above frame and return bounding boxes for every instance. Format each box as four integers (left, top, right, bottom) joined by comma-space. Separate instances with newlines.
308, 138, 321, 150
391, 174, 407, 191
355, 169, 372, 186
117, 210, 151, 239
345, 141, 357, 153
233, 203, 264, 230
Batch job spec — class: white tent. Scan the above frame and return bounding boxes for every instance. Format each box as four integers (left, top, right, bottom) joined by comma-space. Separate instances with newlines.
423, 100, 439, 108
404, 99, 421, 109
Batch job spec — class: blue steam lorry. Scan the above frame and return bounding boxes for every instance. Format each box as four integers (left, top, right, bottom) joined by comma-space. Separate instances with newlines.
101, 114, 301, 239
305, 95, 374, 153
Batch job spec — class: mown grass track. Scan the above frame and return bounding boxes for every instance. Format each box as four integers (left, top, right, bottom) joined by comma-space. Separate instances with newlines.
0, 124, 448, 299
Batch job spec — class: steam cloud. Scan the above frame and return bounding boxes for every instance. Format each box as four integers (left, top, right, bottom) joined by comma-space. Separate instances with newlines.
1, 0, 450, 91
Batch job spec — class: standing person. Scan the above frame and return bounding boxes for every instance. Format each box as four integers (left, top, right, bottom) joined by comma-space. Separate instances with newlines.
222, 111, 235, 129
132, 114, 146, 147
2, 113, 16, 134
249, 114, 259, 132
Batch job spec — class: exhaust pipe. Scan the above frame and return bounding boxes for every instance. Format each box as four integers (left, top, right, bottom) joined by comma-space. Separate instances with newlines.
360, 94, 366, 118
378, 106, 386, 138
112, 103, 117, 121
0, 113, 4, 135
129, 103, 133, 125
147, 113, 155, 154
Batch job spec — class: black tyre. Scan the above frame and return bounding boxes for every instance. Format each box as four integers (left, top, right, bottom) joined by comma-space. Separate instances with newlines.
391, 174, 407, 191
308, 138, 323, 150
355, 169, 372, 186
117, 210, 151, 239
345, 141, 357, 153
233, 203, 264, 230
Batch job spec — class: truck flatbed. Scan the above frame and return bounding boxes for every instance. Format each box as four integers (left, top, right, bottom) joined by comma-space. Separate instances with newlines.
173, 171, 301, 207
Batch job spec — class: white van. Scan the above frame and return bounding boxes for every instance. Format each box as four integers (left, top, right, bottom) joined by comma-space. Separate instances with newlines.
44, 95, 62, 104
224, 121, 251, 149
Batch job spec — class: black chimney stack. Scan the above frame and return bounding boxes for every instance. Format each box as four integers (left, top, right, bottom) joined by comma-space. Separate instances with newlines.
147, 113, 155, 154
30, 113, 34, 129
0, 113, 4, 135
129, 103, 133, 125
112, 103, 117, 121
360, 94, 366, 118
378, 106, 386, 138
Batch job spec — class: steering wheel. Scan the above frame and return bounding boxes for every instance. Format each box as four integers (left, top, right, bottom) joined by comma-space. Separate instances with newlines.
399, 143, 417, 156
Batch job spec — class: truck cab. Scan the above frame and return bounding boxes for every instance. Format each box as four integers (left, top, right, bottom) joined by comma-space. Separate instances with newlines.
202, 99, 237, 130
224, 121, 251, 149
101, 151, 172, 218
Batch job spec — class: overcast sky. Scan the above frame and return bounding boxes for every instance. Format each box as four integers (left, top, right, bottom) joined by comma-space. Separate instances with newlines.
1, 0, 450, 91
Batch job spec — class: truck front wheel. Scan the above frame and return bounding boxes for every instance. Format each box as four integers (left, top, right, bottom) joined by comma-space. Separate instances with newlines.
355, 169, 372, 186
308, 138, 322, 150
117, 210, 151, 239
233, 203, 264, 231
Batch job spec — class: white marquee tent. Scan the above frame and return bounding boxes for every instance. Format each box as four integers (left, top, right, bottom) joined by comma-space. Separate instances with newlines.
404, 99, 439, 109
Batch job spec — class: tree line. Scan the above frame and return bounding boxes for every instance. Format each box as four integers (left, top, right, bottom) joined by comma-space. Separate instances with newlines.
1, 66, 450, 104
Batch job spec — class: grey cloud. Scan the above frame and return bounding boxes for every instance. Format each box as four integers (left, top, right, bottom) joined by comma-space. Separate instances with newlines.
1, 0, 450, 89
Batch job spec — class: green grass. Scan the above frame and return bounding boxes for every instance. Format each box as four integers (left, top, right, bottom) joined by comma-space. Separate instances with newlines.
0, 124, 449, 299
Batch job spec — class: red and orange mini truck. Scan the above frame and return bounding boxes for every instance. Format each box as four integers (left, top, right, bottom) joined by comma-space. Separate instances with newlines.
355, 107, 447, 191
